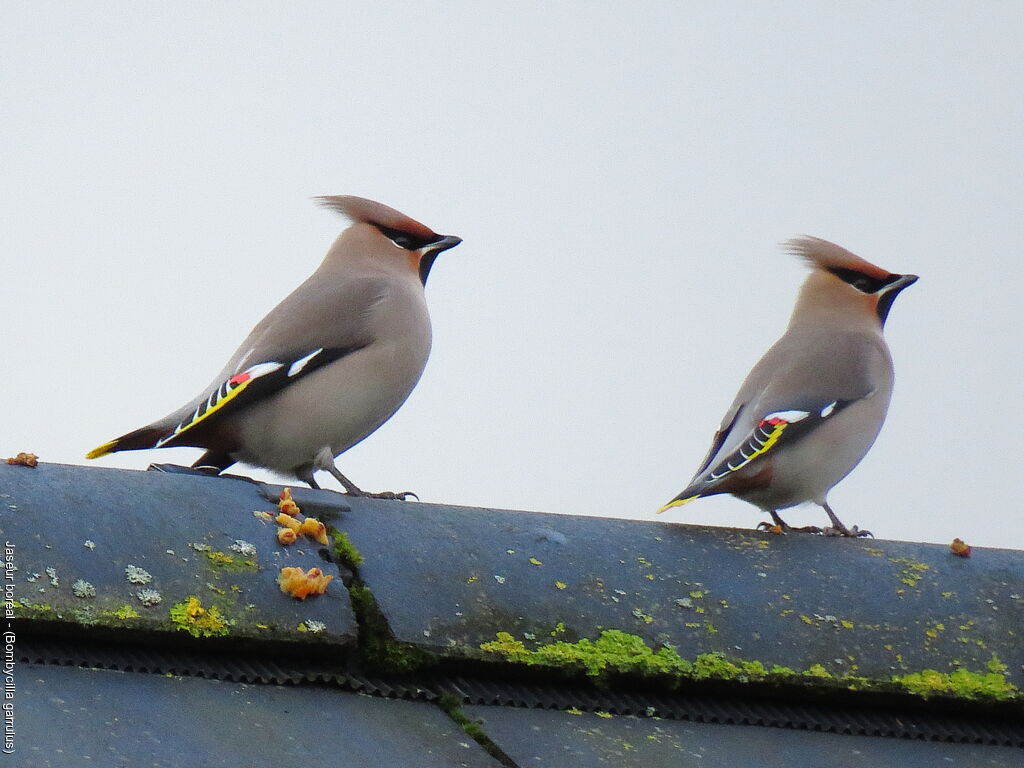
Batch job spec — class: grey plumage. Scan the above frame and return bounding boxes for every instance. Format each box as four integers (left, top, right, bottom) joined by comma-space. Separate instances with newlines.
87, 196, 462, 495
659, 237, 917, 535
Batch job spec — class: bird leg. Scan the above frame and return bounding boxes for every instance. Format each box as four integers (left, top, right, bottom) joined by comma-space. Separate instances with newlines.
756, 509, 823, 535
307, 448, 417, 499
821, 503, 872, 538
326, 465, 419, 500
295, 466, 321, 490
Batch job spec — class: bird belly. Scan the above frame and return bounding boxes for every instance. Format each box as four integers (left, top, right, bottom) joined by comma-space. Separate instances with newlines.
230, 335, 430, 473
734, 395, 891, 510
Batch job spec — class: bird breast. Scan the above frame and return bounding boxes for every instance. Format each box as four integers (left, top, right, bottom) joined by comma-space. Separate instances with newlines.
233, 282, 432, 472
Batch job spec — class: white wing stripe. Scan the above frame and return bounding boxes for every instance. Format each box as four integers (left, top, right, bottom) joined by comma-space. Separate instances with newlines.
288, 348, 324, 378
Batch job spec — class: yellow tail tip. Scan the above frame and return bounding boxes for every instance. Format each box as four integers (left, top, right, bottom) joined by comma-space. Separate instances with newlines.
85, 440, 118, 460
656, 495, 698, 514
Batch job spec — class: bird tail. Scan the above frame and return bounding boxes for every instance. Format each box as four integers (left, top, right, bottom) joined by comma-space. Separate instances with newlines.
85, 425, 167, 459
656, 489, 701, 514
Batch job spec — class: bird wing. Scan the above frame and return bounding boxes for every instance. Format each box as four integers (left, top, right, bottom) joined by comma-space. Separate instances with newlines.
86, 277, 391, 458
658, 397, 858, 511
659, 331, 888, 511
151, 346, 368, 448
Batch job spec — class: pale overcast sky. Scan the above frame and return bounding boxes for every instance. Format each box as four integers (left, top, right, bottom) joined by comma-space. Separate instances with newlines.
2, 3, 1022, 550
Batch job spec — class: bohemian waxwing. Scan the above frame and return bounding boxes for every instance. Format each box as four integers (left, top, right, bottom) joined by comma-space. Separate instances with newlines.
87, 195, 462, 496
659, 237, 917, 536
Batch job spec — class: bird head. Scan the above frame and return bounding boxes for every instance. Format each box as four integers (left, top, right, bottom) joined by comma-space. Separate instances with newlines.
316, 195, 462, 285
787, 236, 917, 328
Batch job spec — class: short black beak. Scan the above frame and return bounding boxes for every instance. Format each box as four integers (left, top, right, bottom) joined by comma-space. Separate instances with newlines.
419, 235, 462, 286
876, 273, 918, 326
885, 273, 919, 294
427, 234, 462, 255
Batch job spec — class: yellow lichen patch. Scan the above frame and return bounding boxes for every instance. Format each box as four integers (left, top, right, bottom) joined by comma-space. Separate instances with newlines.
169, 596, 229, 638
204, 550, 258, 572
889, 557, 930, 589
112, 605, 140, 620
277, 566, 333, 600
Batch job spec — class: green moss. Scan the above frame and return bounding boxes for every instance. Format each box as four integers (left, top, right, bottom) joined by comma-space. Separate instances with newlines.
894, 663, 1018, 701
12, 602, 56, 620
437, 693, 516, 766
348, 583, 432, 673
478, 630, 1020, 703
330, 529, 364, 568
169, 596, 230, 638
479, 629, 692, 678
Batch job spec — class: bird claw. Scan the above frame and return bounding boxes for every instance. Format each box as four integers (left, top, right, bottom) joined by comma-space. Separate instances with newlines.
756, 521, 822, 535
822, 525, 873, 538
347, 489, 419, 501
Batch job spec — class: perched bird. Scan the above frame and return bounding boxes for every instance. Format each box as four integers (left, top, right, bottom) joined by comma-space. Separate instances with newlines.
659, 237, 917, 536
87, 195, 462, 496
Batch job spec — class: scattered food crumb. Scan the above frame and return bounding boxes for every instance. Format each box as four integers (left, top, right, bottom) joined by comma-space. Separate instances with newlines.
6, 452, 38, 467
493, 575, 506, 584
950, 538, 971, 558
189, 542, 211, 552
136, 588, 163, 606
277, 566, 333, 599
299, 517, 329, 545
278, 487, 301, 516
277, 528, 298, 545
124, 565, 153, 584
300, 620, 326, 634
165, 549, 175, 556
45, 567, 59, 587
83, 540, 96, 551
675, 597, 694, 609
528, 557, 542, 566
253, 510, 274, 523
276, 513, 302, 532
229, 539, 257, 557
554, 581, 567, 590
72, 579, 96, 599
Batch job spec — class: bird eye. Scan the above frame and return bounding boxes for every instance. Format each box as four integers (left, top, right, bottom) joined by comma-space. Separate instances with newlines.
828, 267, 882, 293
376, 225, 423, 250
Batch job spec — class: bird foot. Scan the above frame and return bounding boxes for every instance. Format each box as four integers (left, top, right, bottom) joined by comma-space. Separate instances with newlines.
823, 525, 873, 538
756, 521, 823, 535
347, 489, 419, 501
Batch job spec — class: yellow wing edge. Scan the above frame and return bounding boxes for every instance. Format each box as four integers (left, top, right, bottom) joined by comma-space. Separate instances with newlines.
656, 495, 698, 514
85, 440, 118, 460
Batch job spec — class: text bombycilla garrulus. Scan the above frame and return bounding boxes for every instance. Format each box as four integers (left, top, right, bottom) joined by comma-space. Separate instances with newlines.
659, 237, 917, 536
87, 196, 462, 496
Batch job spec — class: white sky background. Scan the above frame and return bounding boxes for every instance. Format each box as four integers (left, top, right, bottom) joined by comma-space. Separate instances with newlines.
2, 3, 1022, 550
